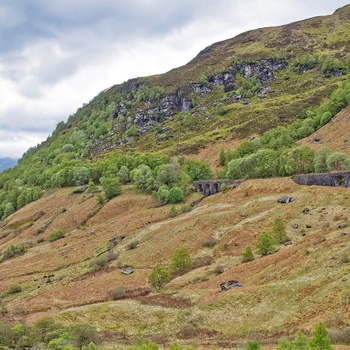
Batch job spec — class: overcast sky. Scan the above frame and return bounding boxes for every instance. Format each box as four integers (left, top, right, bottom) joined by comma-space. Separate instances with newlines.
0, 0, 349, 159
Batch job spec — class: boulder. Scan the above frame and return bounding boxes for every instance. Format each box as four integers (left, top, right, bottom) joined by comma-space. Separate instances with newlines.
277, 196, 294, 203
121, 267, 134, 275
220, 280, 243, 291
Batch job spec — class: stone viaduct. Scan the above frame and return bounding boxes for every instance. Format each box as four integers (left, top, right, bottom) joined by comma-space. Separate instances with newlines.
193, 179, 243, 196
292, 170, 350, 188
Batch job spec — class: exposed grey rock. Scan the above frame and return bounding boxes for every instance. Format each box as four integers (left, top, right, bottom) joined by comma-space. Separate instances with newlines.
220, 280, 243, 291
277, 196, 294, 203
284, 240, 292, 246
338, 223, 347, 229
121, 267, 134, 275
302, 208, 310, 214
292, 223, 299, 229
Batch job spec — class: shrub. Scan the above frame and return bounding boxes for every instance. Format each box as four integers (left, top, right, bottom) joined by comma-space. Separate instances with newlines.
99, 176, 122, 199
168, 187, 184, 204
148, 266, 171, 291
170, 247, 192, 275
256, 231, 275, 256
242, 245, 254, 263
7, 283, 22, 294
48, 230, 65, 242
126, 240, 139, 251
214, 265, 225, 274
203, 237, 217, 248
272, 217, 289, 244
110, 286, 127, 300
167, 205, 178, 218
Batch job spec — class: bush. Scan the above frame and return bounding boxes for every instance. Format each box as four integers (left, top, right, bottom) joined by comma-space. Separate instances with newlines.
256, 231, 275, 256
170, 247, 192, 274
7, 283, 22, 294
203, 237, 217, 248
242, 245, 254, 263
48, 230, 65, 242
99, 176, 122, 199
168, 187, 184, 204
126, 240, 139, 251
214, 265, 225, 274
148, 266, 171, 291
110, 286, 127, 300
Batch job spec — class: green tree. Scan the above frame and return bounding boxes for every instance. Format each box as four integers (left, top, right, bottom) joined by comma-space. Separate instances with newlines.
276, 337, 293, 350
242, 245, 254, 263
326, 152, 350, 171
272, 217, 289, 244
246, 340, 260, 350
170, 247, 192, 274
156, 185, 170, 204
314, 147, 332, 173
168, 187, 184, 204
148, 266, 171, 291
3, 202, 15, 219
309, 323, 333, 350
131, 164, 154, 192
256, 231, 275, 256
73, 167, 90, 186
117, 165, 130, 184
99, 176, 122, 199
293, 330, 309, 350
219, 149, 227, 166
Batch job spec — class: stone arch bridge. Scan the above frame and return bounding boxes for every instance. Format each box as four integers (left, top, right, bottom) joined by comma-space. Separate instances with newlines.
193, 179, 243, 196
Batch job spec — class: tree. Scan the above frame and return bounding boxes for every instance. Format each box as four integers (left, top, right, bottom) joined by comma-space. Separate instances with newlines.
131, 164, 154, 192
170, 247, 192, 274
3, 202, 15, 219
117, 166, 130, 184
326, 152, 350, 171
148, 266, 171, 291
168, 187, 184, 204
99, 176, 122, 199
219, 149, 227, 166
272, 217, 289, 244
73, 167, 90, 186
314, 147, 332, 173
276, 337, 293, 350
293, 330, 309, 350
156, 185, 170, 204
242, 245, 254, 263
256, 231, 275, 256
308, 322, 333, 350
246, 340, 260, 350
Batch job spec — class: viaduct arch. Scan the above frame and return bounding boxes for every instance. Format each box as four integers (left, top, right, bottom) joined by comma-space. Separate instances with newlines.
193, 179, 243, 196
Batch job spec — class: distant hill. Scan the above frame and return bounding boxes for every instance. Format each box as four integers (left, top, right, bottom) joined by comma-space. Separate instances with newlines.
0, 158, 17, 172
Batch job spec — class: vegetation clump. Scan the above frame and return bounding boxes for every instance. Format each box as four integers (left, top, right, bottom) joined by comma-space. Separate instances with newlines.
47, 229, 65, 242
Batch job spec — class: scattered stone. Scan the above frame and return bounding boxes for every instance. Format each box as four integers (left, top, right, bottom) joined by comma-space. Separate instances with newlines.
306, 224, 312, 228
284, 241, 292, 246
342, 278, 347, 282
220, 280, 243, 291
340, 232, 349, 236
338, 223, 347, 229
121, 267, 134, 275
302, 208, 310, 214
242, 99, 251, 105
292, 223, 299, 229
239, 213, 248, 217
277, 196, 294, 204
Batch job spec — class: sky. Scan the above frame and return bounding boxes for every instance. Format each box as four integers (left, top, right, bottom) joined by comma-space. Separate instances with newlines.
0, 0, 349, 159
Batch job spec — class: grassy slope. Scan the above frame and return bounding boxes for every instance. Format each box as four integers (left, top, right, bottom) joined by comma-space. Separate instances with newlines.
1, 167, 350, 348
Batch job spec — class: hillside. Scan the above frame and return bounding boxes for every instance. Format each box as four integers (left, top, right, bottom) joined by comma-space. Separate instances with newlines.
0, 177, 350, 349
1, 4, 350, 349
